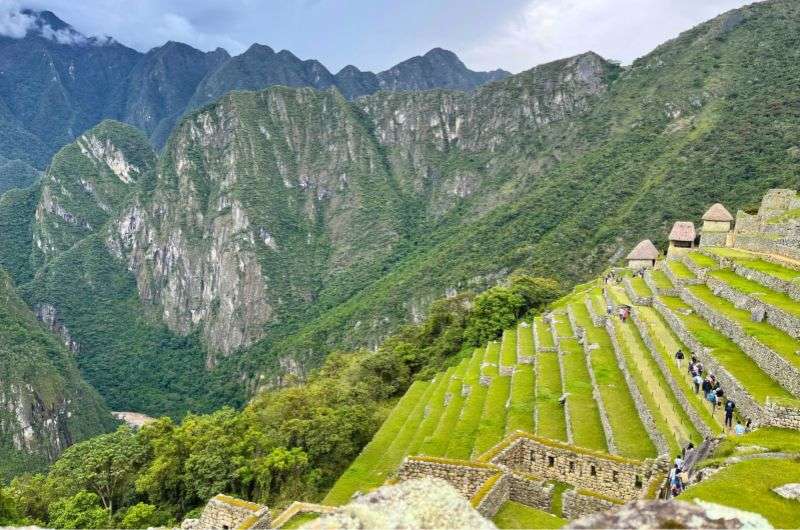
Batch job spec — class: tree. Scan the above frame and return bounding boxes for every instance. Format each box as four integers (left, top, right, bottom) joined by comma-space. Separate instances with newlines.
6, 474, 52, 524
47, 426, 145, 514
0, 487, 23, 526
120, 502, 173, 529
464, 287, 525, 345
48, 491, 109, 529
507, 274, 561, 315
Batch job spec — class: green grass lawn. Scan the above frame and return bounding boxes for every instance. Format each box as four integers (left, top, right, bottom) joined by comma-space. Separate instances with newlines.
493, 501, 566, 529
324, 380, 430, 504
407, 365, 462, 456
506, 364, 535, 434
519, 322, 534, 357
688, 251, 718, 269
710, 269, 800, 318
281, 512, 320, 529
501, 328, 517, 366
630, 276, 652, 298
560, 333, 607, 452
659, 296, 793, 403
572, 301, 656, 458
679, 459, 800, 529
687, 284, 800, 369
473, 367, 512, 456
651, 269, 674, 291
668, 260, 697, 280
536, 352, 567, 441
535, 317, 555, 350
637, 306, 722, 432
709, 248, 800, 283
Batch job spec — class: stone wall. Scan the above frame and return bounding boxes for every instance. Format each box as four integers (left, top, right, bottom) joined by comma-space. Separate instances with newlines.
699, 230, 728, 248
492, 435, 663, 502
651, 298, 762, 420
678, 285, 800, 397
733, 189, 800, 261
681, 256, 709, 282
554, 315, 575, 445
474, 474, 510, 518
733, 262, 800, 303
397, 458, 499, 498
623, 277, 652, 306
562, 489, 620, 520
584, 297, 605, 327
763, 398, 800, 430
604, 318, 670, 456
534, 316, 556, 353
645, 269, 678, 297
184, 494, 270, 530
630, 311, 714, 439
508, 473, 554, 510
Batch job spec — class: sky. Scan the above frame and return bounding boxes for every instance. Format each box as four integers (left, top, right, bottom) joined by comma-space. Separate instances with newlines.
7, 0, 759, 73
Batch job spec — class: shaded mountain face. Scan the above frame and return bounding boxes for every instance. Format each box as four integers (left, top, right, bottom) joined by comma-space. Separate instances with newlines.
0, 9, 507, 193
0, 268, 114, 481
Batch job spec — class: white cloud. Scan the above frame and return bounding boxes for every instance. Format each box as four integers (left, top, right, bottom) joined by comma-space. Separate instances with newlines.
0, 1, 35, 38
464, 0, 757, 73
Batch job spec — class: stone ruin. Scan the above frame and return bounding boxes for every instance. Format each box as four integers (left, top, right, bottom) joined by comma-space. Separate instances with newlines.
181, 494, 271, 530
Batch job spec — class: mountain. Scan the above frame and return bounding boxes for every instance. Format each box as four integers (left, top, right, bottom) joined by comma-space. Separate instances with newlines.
0, 9, 507, 194
0, 267, 114, 481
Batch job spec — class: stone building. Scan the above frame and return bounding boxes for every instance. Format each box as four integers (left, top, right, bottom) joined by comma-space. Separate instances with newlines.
626, 239, 659, 269
733, 189, 800, 260
699, 203, 734, 248
181, 494, 271, 530
667, 221, 696, 257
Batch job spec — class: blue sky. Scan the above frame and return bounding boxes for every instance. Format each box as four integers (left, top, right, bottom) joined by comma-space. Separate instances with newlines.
13, 0, 758, 73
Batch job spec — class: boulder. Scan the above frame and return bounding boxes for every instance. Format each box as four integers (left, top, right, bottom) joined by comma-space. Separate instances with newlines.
773, 483, 800, 501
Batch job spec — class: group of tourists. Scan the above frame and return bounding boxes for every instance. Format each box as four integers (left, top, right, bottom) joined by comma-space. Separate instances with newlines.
678, 350, 747, 432
668, 449, 691, 496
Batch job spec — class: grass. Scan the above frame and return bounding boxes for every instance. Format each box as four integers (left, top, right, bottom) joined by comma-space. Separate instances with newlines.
572, 301, 656, 459
501, 328, 517, 366
446, 348, 491, 459
687, 284, 800, 369
485, 340, 501, 365
667, 260, 696, 280
420, 365, 468, 456
630, 276, 652, 298
553, 311, 574, 338
636, 306, 723, 432
651, 269, 674, 291
687, 251, 718, 269
713, 427, 800, 458
536, 352, 567, 441
549, 482, 572, 518
323, 380, 430, 504
659, 296, 793, 403
535, 317, 555, 350
679, 459, 800, 529
473, 367, 512, 456
710, 269, 800, 318
560, 332, 608, 452
709, 248, 800, 283
519, 322, 534, 357
493, 501, 566, 529
506, 364, 535, 434
407, 364, 462, 456
281, 512, 320, 529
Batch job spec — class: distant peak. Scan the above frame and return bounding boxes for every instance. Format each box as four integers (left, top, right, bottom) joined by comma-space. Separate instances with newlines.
244, 43, 275, 55
424, 47, 458, 59
7, 8, 97, 47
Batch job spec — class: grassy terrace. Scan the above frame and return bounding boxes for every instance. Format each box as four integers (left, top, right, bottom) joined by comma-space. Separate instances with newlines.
519, 322, 534, 358
687, 284, 800, 370
560, 332, 607, 452
636, 306, 723, 432
536, 351, 567, 441
535, 316, 555, 350
650, 269, 674, 291
485, 340, 501, 365
407, 364, 463, 456
473, 363, 512, 456
323, 380, 430, 504
506, 363, 535, 434
571, 301, 656, 458
501, 329, 517, 366
493, 501, 566, 529
588, 286, 606, 316
446, 347, 490, 459
680, 459, 800, 529
421, 360, 469, 457
552, 311, 574, 338
687, 251, 718, 269
659, 296, 793, 403
708, 247, 800, 283
710, 269, 800, 319
667, 259, 697, 280
629, 276, 652, 298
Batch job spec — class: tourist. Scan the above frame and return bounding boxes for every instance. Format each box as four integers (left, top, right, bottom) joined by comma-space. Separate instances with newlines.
607, 303, 613, 316
693, 373, 703, 394
674, 454, 684, 470
683, 441, 695, 458
735, 422, 746, 435
675, 349, 685, 367
696, 361, 704, 376
707, 389, 717, 410
745, 419, 753, 433
724, 399, 735, 429
701, 377, 712, 395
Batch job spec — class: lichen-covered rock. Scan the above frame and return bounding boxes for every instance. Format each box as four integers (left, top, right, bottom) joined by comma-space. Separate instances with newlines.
566, 500, 772, 529
773, 483, 800, 501
301, 478, 496, 530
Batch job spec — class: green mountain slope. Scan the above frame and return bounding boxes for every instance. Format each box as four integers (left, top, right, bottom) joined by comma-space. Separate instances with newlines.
0, 268, 114, 480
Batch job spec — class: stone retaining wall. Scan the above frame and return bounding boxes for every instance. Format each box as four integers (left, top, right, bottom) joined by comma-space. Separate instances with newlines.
554, 315, 574, 445
562, 489, 619, 520
706, 277, 800, 340
271, 502, 335, 529
645, 269, 679, 297
397, 458, 499, 498
630, 311, 714, 438
508, 473, 554, 510
584, 297, 606, 327
763, 399, 800, 430
185, 494, 271, 530
474, 474, 510, 518
678, 285, 800, 397
681, 256, 709, 282
604, 320, 670, 456
651, 298, 762, 421
534, 317, 556, 353
733, 262, 800, 303
623, 277, 652, 306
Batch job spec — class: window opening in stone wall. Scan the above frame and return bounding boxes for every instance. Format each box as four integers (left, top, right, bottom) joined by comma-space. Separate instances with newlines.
222, 526, 229, 530
569, 461, 575, 473
612, 471, 619, 482
635, 475, 643, 489
548, 456, 555, 467
590, 465, 597, 476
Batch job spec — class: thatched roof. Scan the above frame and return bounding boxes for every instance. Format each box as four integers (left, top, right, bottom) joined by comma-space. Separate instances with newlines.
702, 203, 733, 222
669, 221, 696, 242
626, 239, 659, 261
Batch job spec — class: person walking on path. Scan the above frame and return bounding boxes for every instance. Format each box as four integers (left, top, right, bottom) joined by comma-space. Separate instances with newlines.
675, 349, 685, 368
725, 399, 736, 429
693, 373, 703, 394
707, 389, 718, 411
